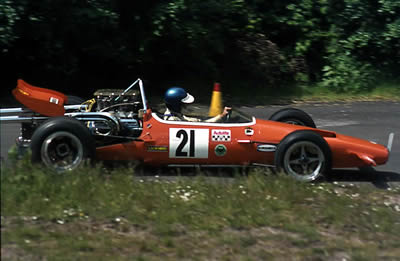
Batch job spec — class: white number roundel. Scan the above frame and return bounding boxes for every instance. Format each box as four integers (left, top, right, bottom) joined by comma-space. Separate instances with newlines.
169, 128, 209, 158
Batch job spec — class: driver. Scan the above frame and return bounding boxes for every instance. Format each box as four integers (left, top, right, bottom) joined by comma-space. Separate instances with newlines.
163, 87, 231, 122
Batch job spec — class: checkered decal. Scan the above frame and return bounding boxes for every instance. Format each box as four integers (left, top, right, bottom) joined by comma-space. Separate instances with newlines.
211, 129, 231, 142
212, 135, 231, 141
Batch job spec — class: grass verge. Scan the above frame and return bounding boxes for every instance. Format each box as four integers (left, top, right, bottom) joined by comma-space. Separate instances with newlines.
225, 81, 400, 106
2, 160, 400, 260
298, 82, 400, 103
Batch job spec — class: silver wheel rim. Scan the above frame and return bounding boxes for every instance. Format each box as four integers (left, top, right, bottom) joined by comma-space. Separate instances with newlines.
283, 141, 325, 181
41, 131, 83, 172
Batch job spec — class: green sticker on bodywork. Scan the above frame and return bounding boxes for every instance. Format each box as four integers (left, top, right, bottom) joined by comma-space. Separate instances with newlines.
214, 144, 227, 156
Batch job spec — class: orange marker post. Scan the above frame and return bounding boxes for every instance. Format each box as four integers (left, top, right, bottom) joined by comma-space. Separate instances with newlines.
208, 82, 223, 117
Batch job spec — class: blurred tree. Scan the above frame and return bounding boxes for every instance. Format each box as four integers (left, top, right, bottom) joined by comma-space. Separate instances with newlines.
0, 0, 398, 96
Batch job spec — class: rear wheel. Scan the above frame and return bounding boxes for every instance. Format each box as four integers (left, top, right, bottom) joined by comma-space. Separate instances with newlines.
31, 117, 95, 172
66, 95, 85, 105
269, 108, 316, 128
275, 130, 331, 181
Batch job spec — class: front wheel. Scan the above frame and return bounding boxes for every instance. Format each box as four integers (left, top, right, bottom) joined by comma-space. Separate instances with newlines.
31, 117, 95, 172
274, 130, 331, 182
269, 108, 316, 128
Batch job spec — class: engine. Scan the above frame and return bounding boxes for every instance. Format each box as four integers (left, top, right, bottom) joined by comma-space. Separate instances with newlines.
94, 89, 141, 111
87, 89, 143, 138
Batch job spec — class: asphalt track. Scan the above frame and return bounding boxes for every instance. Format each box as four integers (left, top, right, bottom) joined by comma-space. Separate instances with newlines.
1, 101, 399, 187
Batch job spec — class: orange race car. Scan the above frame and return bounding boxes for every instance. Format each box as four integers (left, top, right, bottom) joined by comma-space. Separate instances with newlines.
0, 79, 394, 181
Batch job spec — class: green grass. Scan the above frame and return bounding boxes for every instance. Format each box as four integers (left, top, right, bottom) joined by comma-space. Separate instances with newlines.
223, 81, 400, 106
298, 82, 400, 102
149, 80, 400, 109
2, 160, 400, 260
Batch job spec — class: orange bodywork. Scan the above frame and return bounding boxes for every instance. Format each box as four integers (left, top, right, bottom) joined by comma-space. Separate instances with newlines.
12, 79, 67, 117
96, 110, 389, 169
10, 79, 389, 170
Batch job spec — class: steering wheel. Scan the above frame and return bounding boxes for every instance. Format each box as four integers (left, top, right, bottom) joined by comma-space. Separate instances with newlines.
224, 108, 232, 123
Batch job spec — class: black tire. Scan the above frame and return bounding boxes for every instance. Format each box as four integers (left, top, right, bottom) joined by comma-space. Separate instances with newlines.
274, 130, 331, 182
66, 95, 85, 105
269, 108, 316, 128
31, 117, 95, 172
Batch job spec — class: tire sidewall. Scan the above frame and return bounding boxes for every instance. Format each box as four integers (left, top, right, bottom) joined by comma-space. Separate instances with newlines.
66, 95, 85, 105
275, 130, 332, 181
269, 108, 316, 128
31, 117, 95, 167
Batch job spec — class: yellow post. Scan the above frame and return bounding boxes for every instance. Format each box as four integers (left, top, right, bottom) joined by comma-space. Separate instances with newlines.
209, 82, 223, 116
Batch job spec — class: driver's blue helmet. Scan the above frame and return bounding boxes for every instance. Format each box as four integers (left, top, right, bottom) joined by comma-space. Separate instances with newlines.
164, 87, 194, 112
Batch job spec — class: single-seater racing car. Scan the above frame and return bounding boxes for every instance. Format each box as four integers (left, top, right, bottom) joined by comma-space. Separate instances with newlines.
0, 79, 394, 181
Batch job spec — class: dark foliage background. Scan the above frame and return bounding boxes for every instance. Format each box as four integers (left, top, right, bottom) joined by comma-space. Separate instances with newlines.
1, 0, 399, 99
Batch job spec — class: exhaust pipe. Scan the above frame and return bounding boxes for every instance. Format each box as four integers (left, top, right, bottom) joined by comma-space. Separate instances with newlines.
0, 105, 87, 124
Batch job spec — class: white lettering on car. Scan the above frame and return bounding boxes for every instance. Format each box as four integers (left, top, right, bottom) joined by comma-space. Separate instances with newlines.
211, 129, 231, 142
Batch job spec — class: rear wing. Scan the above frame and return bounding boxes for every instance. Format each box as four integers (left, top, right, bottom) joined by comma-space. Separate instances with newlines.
12, 79, 67, 117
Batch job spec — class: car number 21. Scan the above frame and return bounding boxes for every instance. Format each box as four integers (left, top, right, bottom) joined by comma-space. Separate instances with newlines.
169, 128, 209, 158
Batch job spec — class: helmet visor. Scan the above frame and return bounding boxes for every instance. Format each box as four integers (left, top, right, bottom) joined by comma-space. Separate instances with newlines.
181, 93, 194, 104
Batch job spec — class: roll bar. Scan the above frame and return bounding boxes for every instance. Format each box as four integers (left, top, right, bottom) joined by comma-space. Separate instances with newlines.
114, 78, 147, 111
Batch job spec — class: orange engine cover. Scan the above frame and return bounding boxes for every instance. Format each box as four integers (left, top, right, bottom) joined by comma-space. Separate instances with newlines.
12, 79, 67, 116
